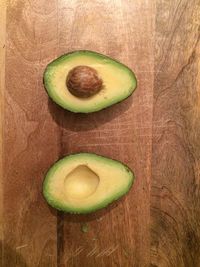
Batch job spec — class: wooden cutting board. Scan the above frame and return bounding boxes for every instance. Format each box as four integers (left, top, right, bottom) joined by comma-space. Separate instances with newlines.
1, 0, 200, 266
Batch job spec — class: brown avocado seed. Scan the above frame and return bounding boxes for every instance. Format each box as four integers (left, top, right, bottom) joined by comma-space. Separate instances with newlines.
66, 65, 103, 98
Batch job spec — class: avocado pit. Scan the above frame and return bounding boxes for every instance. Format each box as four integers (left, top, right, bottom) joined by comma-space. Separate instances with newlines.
64, 165, 100, 199
66, 65, 103, 98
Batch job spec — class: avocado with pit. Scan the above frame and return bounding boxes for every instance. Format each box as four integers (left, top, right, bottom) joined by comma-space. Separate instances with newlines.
43, 50, 137, 113
43, 153, 134, 214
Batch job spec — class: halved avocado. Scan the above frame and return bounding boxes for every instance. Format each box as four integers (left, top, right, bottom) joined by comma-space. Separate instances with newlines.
43, 50, 137, 113
43, 153, 134, 214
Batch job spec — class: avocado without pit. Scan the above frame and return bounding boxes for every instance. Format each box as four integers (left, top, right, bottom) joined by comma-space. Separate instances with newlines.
43, 153, 135, 214
43, 50, 137, 113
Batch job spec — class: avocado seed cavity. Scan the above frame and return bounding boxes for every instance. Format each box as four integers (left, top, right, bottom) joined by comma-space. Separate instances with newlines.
64, 165, 100, 199
66, 66, 103, 98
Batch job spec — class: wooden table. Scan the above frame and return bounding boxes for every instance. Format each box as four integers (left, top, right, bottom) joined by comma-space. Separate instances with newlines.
1, 0, 200, 266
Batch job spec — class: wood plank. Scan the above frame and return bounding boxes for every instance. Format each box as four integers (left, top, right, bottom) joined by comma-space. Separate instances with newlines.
49, 1, 154, 266
0, 0, 6, 263
151, 1, 200, 266
2, 1, 59, 266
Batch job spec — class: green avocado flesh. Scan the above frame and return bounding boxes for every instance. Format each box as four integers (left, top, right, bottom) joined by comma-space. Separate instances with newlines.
43, 153, 134, 214
43, 50, 137, 113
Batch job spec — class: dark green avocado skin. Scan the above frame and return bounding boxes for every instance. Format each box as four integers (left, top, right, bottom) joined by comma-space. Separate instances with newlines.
43, 50, 137, 113
42, 152, 135, 214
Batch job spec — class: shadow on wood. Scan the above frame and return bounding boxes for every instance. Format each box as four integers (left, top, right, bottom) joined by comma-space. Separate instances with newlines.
44, 197, 119, 223
48, 94, 133, 132
61, 197, 121, 223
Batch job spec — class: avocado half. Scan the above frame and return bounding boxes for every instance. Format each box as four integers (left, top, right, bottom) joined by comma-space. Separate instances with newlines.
43, 153, 135, 214
43, 50, 137, 113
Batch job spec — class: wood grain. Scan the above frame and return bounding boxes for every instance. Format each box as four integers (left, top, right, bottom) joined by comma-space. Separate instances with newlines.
2, 0, 59, 266
151, 1, 200, 267
1, 0, 200, 266
0, 0, 6, 262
